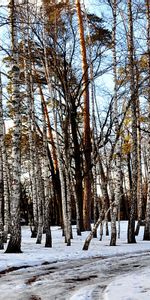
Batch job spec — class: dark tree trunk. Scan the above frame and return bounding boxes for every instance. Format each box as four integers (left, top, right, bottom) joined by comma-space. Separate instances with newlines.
127, 0, 137, 244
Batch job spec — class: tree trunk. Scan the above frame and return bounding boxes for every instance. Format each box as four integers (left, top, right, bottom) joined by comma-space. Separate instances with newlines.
36, 155, 44, 244
0, 73, 4, 249
53, 101, 71, 246
110, 0, 121, 246
41, 101, 52, 247
143, 0, 150, 240
70, 102, 83, 233
127, 0, 137, 244
76, 0, 92, 231
99, 158, 110, 236
5, 0, 22, 253
3, 144, 10, 243
24, 48, 38, 238
38, 83, 62, 226
135, 82, 143, 236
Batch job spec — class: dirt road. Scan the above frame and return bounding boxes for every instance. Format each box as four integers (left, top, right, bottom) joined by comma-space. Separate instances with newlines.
0, 251, 150, 300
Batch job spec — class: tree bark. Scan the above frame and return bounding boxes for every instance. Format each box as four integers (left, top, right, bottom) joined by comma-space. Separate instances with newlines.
143, 0, 150, 240
5, 0, 22, 253
0, 73, 4, 250
41, 101, 52, 247
127, 0, 137, 244
76, 0, 92, 231
110, 0, 122, 246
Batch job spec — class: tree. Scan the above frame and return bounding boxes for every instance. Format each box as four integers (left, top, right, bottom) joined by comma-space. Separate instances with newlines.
143, 0, 150, 240
5, 0, 22, 253
76, 0, 92, 231
108, 0, 122, 246
0, 73, 4, 250
127, 0, 137, 244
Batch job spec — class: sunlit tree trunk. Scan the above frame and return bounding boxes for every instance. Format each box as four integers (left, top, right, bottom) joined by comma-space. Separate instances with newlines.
27, 95, 38, 238
98, 158, 109, 236
5, 0, 22, 253
70, 173, 81, 235
3, 144, 10, 243
135, 77, 143, 236
41, 101, 52, 247
143, 0, 150, 240
76, 0, 92, 231
110, 0, 121, 246
0, 73, 4, 250
0, 149, 3, 250
83, 206, 111, 250
53, 98, 71, 246
127, 0, 137, 244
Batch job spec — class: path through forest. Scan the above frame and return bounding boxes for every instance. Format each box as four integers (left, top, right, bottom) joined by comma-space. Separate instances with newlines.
0, 252, 150, 300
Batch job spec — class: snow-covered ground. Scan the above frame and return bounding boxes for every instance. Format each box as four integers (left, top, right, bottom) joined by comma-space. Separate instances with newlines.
104, 267, 150, 300
0, 221, 150, 299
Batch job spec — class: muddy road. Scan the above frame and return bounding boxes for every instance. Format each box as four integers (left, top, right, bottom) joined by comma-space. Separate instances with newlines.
0, 252, 150, 300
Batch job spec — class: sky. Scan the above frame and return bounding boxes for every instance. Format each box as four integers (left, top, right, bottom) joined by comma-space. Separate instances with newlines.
0, 221, 150, 299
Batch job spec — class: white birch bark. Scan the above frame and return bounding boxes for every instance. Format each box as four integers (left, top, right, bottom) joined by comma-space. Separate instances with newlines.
64, 159, 72, 244
5, 0, 22, 253
135, 89, 143, 236
36, 154, 44, 244
3, 145, 10, 243
83, 205, 112, 251
64, 123, 73, 243
0, 73, 4, 249
53, 104, 71, 246
0, 80, 11, 244
109, 0, 122, 246
41, 102, 52, 247
70, 174, 80, 236
98, 158, 110, 236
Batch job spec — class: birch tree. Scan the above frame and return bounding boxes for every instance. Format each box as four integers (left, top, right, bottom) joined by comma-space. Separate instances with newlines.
0, 73, 4, 250
3, 143, 10, 243
5, 0, 22, 253
108, 0, 122, 246
41, 100, 52, 247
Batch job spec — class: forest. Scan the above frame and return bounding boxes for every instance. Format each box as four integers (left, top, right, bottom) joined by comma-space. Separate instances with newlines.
0, 0, 150, 254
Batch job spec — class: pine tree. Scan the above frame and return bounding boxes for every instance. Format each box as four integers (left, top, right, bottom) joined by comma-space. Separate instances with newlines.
127, 0, 137, 244
76, 0, 92, 231
143, 0, 150, 240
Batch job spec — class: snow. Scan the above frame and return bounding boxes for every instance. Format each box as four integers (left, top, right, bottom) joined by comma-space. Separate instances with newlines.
0, 221, 150, 299
104, 268, 150, 300
70, 285, 95, 300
